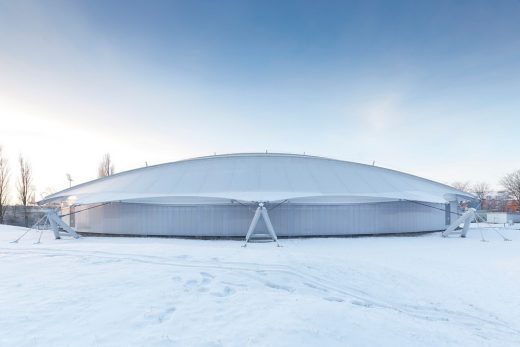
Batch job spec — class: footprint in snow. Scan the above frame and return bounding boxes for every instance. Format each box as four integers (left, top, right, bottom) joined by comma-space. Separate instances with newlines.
184, 279, 199, 291
264, 282, 294, 292
351, 300, 373, 307
157, 307, 176, 323
183, 273, 214, 292
323, 296, 344, 302
195, 342, 223, 347
200, 272, 215, 278
304, 282, 328, 293
211, 286, 235, 297
145, 306, 176, 324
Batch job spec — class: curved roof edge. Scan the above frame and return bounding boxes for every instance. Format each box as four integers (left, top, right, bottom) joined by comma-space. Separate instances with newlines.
38, 152, 475, 206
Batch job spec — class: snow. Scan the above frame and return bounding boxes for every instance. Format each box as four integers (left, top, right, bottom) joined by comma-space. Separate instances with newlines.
1, 225, 520, 346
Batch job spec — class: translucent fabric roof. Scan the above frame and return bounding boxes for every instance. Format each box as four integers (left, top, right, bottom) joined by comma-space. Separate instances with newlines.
39, 153, 473, 206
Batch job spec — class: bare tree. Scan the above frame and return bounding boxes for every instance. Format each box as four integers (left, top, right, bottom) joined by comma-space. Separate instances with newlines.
471, 182, 490, 201
29, 185, 36, 205
98, 153, 115, 178
451, 181, 471, 192
501, 170, 520, 207
0, 146, 9, 224
17, 155, 34, 227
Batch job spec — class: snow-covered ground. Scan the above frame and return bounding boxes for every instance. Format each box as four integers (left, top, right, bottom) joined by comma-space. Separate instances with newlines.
1, 225, 519, 347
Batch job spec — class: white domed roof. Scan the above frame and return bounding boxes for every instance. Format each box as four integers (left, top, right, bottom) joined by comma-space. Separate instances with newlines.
40, 153, 473, 206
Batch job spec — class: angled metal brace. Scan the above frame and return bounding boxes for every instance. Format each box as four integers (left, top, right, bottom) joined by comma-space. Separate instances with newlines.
443, 208, 476, 238
10, 208, 80, 243
243, 203, 280, 247
46, 209, 80, 239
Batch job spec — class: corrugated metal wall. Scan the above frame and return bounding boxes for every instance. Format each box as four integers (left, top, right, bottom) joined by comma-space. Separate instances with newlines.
72, 200, 450, 237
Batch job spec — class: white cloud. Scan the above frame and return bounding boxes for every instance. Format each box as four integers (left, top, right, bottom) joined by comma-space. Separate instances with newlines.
362, 93, 404, 132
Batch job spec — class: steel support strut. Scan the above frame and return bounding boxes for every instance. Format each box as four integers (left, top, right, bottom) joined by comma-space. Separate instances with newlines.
243, 202, 280, 247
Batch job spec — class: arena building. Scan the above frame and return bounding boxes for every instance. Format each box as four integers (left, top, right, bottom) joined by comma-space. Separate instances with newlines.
39, 153, 473, 238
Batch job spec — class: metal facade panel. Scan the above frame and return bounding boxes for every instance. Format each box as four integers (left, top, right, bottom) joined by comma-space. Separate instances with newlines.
74, 201, 448, 237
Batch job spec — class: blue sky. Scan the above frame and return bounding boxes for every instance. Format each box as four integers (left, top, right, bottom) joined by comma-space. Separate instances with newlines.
0, 0, 519, 197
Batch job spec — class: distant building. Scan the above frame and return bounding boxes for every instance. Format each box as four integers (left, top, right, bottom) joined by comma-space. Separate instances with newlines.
481, 191, 518, 213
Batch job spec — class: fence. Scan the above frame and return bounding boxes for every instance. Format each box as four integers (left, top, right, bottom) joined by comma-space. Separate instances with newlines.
0, 206, 46, 227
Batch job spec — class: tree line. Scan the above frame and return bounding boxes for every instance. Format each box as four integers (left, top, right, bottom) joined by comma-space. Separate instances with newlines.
451, 171, 520, 207
0, 146, 34, 226
0, 147, 116, 226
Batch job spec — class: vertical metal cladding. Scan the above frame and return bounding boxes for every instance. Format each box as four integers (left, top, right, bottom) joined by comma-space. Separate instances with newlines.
72, 200, 449, 237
